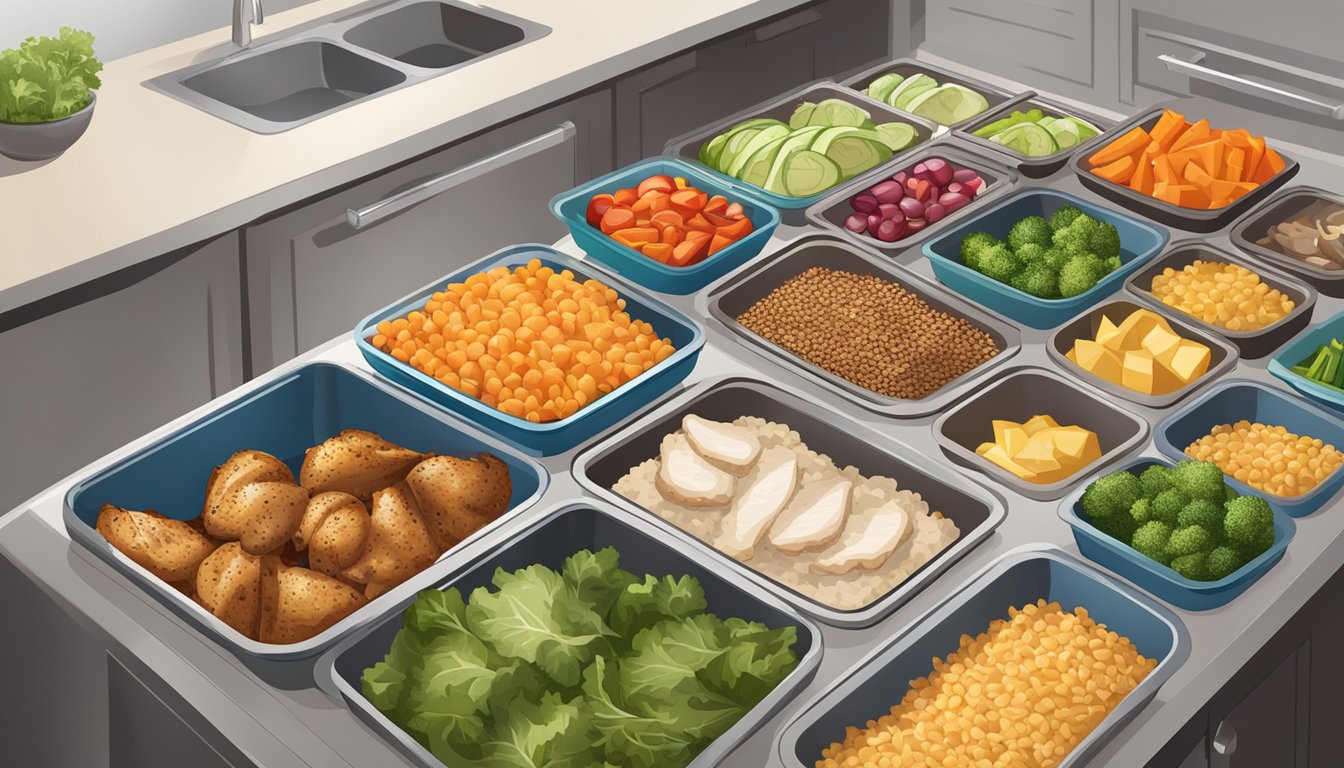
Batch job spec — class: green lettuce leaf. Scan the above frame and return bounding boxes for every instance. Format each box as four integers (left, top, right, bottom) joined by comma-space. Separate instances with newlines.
0, 27, 102, 123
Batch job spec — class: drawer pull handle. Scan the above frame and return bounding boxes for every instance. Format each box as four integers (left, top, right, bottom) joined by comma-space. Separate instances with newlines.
347, 121, 576, 229
1159, 52, 1344, 120
1211, 719, 1237, 767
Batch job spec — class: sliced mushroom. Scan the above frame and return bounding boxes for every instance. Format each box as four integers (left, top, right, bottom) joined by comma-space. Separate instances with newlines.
682, 415, 762, 475
768, 477, 852, 554
716, 447, 799, 560
654, 433, 735, 507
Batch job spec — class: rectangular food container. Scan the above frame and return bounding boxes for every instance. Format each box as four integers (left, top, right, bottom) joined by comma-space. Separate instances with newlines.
1123, 241, 1316, 359
571, 375, 1007, 628
1154, 379, 1344, 517
63, 362, 548, 675
320, 499, 822, 768
1047, 298, 1239, 409
1268, 309, 1344, 410
1230, 185, 1344, 297
548, 157, 780, 295
705, 234, 1021, 417
839, 57, 1026, 130
920, 188, 1170, 329
931, 366, 1149, 500
355, 244, 704, 456
1070, 107, 1299, 233
954, 95, 1116, 178
805, 145, 1017, 255
663, 82, 941, 222
1059, 457, 1295, 610
777, 545, 1189, 768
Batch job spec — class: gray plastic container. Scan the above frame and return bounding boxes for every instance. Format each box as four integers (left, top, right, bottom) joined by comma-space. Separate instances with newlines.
931, 366, 1150, 500
319, 499, 822, 768
1047, 298, 1240, 409
571, 375, 1008, 628
839, 57, 1026, 130
1229, 185, 1344, 297
662, 82, 942, 224
705, 234, 1022, 418
805, 145, 1017, 255
1124, 240, 1317, 359
776, 545, 1189, 768
1071, 107, 1299, 233
955, 95, 1116, 178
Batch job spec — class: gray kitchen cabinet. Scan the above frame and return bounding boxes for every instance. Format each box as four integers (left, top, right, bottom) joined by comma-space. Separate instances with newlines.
0, 233, 244, 512
109, 655, 251, 768
243, 89, 613, 374
614, 0, 890, 166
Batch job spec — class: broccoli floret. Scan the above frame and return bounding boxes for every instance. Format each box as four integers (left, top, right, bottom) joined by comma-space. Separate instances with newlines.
1102, 255, 1122, 273
1092, 508, 1140, 544
976, 244, 1023, 283
1130, 497, 1152, 524
959, 232, 1000, 269
1168, 525, 1215, 557
1130, 521, 1172, 565
1081, 471, 1144, 520
1058, 254, 1107, 298
1041, 247, 1071, 271
1049, 205, 1086, 231
1224, 495, 1275, 555
1171, 459, 1227, 502
1178, 499, 1225, 538
1008, 216, 1053, 251
1051, 224, 1093, 256
1086, 220, 1122, 259
1151, 488, 1189, 526
1226, 485, 1240, 502
1139, 464, 1174, 498
1171, 551, 1209, 581
1206, 545, 1246, 580
1015, 242, 1048, 263
1011, 263, 1060, 299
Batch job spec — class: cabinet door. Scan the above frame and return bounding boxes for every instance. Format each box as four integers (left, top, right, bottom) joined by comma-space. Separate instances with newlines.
0, 233, 243, 511
109, 655, 252, 768
244, 90, 610, 374
1209, 649, 1299, 768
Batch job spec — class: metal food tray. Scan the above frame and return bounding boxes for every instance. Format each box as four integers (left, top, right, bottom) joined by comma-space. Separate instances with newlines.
1228, 184, 1344, 297
953, 94, 1117, 178
838, 57, 1029, 130
571, 375, 1008, 628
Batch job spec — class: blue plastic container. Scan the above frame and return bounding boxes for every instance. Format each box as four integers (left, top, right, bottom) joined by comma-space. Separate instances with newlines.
63, 362, 549, 660
920, 189, 1169, 329
1154, 379, 1344, 517
355, 244, 705, 456
777, 546, 1188, 768
1268, 309, 1344, 410
549, 158, 779, 294
1059, 457, 1295, 610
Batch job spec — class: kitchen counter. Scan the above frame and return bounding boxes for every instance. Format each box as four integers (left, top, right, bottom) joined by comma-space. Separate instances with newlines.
0, 0, 825, 315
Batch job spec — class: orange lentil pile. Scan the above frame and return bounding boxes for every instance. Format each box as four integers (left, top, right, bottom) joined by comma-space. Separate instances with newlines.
735, 267, 1000, 399
1185, 420, 1344, 497
370, 258, 675, 422
817, 601, 1156, 768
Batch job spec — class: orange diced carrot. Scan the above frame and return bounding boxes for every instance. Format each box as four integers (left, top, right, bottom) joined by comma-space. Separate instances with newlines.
641, 242, 674, 263
1129, 159, 1155, 195
1149, 110, 1188, 151
1093, 155, 1137, 184
1169, 119, 1212, 152
1089, 126, 1150, 166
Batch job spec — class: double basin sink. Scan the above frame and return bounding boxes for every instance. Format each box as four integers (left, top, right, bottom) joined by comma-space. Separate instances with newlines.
146, 0, 548, 133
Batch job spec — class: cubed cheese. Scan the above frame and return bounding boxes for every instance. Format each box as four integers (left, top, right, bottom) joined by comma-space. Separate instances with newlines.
978, 442, 1038, 480
1015, 431, 1064, 473
1073, 339, 1125, 382
1022, 414, 1060, 435
1052, 426, 1102, 464
1122, 350, 1157, 394
1140, 322, 1183, 364
1095, 315, 1122, 347
1168, 340, 1212, 383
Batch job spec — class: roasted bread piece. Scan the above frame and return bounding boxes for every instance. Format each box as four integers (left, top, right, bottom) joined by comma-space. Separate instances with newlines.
299, 430, 425, 502
202, 450, 309, 555
96, 504, 217, 584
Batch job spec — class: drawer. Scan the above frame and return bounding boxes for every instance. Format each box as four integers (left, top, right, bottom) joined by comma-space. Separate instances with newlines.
924, 0, 1095, 89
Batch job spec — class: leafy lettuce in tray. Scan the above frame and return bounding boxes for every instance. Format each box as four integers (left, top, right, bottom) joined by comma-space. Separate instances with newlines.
362, 546, 798, 768
0, 27, 102, 124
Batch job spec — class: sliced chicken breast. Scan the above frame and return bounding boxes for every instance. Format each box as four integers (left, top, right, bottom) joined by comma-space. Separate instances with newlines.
768, 477, 852, 553
810, 502, 912, 575
654, 433, 735, 507
716, 447, 799, 560
682, 415, 762, 475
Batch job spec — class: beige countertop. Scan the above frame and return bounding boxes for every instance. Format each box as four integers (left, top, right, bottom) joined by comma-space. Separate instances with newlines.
0, 0, 817, 315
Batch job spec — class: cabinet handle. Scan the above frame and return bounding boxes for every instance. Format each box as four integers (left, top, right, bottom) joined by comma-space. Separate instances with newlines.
752, 9, 824, 42
1159, 52, 1344, 120
1211, 719, 1238, 768
346, 121, 577, 229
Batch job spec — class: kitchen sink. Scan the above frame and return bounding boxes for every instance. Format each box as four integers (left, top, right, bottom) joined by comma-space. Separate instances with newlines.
145, 0, 548, 133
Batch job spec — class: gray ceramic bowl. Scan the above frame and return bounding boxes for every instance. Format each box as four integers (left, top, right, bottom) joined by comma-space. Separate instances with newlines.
0, 92, 96, 161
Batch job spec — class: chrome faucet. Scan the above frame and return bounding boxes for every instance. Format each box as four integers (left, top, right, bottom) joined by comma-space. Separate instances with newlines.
232, 0, 265, 48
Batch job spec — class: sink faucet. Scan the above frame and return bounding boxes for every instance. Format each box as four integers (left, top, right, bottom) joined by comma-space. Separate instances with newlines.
232, 0, 264, 48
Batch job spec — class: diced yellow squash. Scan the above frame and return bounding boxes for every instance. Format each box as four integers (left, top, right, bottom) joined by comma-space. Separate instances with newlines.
1168, 340, 1212, 384
1073, 339, 1124, 382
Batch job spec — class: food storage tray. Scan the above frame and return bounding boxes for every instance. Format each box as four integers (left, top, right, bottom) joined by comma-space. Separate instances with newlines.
705, 234, 1022, 417
805, 145, 1017, 255
1229, 185, 1344, 297
954, 95, 1116, 178
1123, 240, 1317, 359
63, 362, 548, 675
931, 366, 1149, 500
354, 244, 705, 456
776, 545, 1189, 768
1047, 298, 1240, 409
1070, 107, 1299, 233
548, 157, 780, 295
920, 188, 1170, 329
1153, 379, 1344, 517
662, 82, 941, 222
319, 498, 823, 768
1268, 309, 1344, 410
838, 57, 1027, 130
1059, 457, 1295, 610
571, 375, 1007, 628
